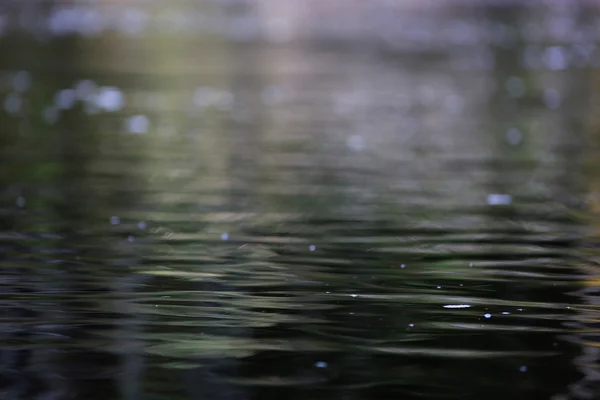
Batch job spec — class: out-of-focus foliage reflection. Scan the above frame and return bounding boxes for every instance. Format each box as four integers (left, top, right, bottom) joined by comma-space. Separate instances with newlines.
1, 1, 600, 400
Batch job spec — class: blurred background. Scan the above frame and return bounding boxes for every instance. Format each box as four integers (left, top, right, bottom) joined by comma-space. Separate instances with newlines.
2, 0, 600, 399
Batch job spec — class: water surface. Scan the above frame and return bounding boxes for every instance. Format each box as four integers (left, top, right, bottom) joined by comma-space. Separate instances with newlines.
2, 2, 600, 399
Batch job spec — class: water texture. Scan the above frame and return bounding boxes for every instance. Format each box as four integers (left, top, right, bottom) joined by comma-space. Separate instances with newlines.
1, 2, 600, 399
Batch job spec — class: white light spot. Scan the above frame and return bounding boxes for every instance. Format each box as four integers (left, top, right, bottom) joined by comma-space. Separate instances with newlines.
519, 365, 527, 372
506, 76, 525, 98
409, 323, 414, 327
12, 71, 31, 92
16, 196, 26, 208
484, 313, 492, 318
309, 245, 316, 251
350, 294, 358, 298
126, 115, 149, 134
4, 93, 21, 114
346, 135, 365, 152
111, 216, 120, 225
96, 87, 124, 112
543, 88, 561, 109
437, 286, 441, 289
55, 89, 76, 110
315, 361, 328, 368
487, 194, 512, 206
443, 304, 471, 309
138, 221, 146, 230
506, 128, 522, 145
401, 264, 406, 268
221, 232, 229, 241
502, 312, 510, 315
544, 46, 568, 71
48, 7, 80, 35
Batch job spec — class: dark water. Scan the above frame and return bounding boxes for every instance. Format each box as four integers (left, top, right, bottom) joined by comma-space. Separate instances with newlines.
2, 2, 600, 399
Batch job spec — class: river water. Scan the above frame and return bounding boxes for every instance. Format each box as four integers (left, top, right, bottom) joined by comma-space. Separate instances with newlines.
2, 2, 600, 400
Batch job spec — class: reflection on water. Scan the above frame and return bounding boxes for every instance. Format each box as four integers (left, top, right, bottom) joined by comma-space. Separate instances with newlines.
2, 1, 600, 399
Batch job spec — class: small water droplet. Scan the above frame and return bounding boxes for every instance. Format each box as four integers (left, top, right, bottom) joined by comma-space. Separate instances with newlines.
401, 264, 406, 268
409, 323, 414, 327
110, 216, 120, 225
484, 313, 492, 319
96, 86, 124, 112
127, 236, 135, 243
75, 79, 97, 100
221, 232, 229, 241
55, 89, 76, 110
519, 365, 527, 372
543, 88, 561, 109
346, 135, 365, 152
506, 128, 522, 145
309, 245, 316, 251
487, 193, 512, 206
544, 46, 567, 71
16, 196, 25, 208
138, 221, 146, 230
443, 304, 471, 309
126, 114, 149, 134
315, 361, 328, 368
